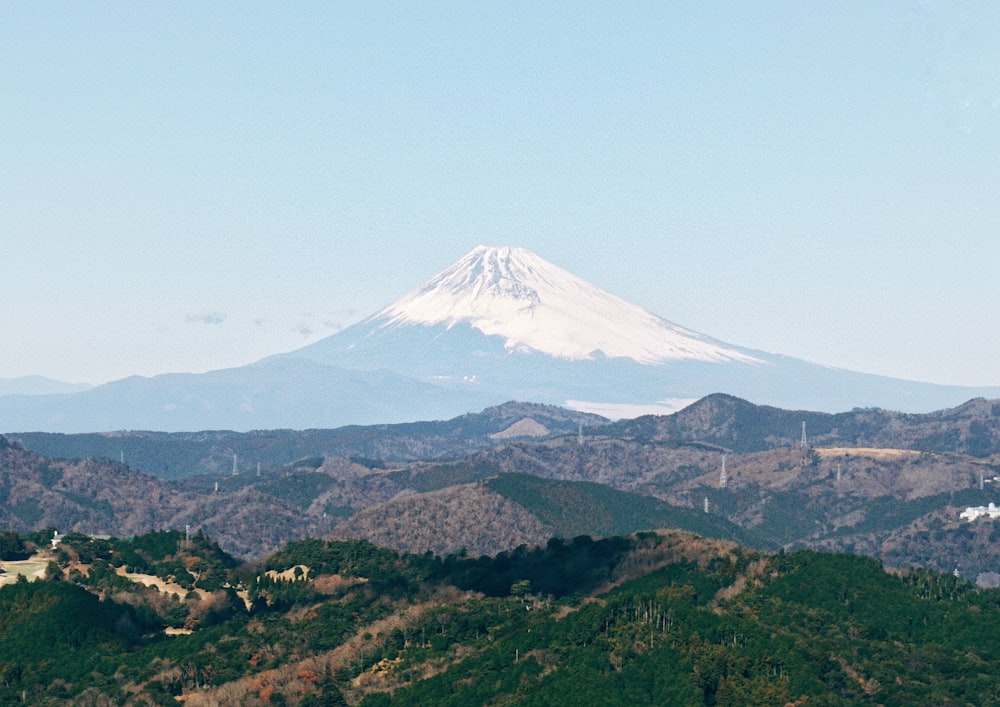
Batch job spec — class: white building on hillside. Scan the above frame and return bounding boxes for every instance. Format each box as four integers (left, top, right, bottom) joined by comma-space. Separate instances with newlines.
960, 503, 1000, 521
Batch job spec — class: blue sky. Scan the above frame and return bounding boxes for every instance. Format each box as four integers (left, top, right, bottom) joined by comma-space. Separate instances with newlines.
2, 2, 998, 387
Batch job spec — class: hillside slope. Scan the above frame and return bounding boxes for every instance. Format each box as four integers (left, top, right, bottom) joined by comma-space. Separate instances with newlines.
5, 529, 1000, 705
5, 394, 1000, 575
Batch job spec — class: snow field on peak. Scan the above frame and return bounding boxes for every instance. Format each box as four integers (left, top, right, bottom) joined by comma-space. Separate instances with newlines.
370, 246, 761, 365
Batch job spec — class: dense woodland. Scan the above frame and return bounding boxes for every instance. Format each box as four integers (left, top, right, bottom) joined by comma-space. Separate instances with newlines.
3, 528, 1000, 705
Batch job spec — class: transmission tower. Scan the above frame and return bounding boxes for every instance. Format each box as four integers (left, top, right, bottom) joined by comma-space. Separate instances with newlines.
719, 454, 728, 489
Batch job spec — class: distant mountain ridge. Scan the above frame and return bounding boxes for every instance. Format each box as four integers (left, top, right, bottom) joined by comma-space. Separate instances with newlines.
0, 375, 92, 396
7, 394, 1000, 576
14, 394, 1000, 481
611, 393, 1000, 456
11, 402, 607, 479
4, 246, 1000, 432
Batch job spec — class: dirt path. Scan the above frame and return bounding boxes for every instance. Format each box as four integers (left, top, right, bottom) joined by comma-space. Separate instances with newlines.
115, 567, 210, 600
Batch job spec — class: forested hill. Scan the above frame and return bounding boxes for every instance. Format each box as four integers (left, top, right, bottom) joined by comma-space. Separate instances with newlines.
0, 436, 765, 560
609, 393, 1000, 455
10, 402, 609, 479
3, 528, 1000, 705
12, 395, 1000, 483
6, 391, 1000, 575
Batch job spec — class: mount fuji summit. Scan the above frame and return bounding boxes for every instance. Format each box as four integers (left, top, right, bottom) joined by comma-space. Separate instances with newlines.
3, 246, 999, 432
278, 246, 760, 381
336, 245, 759, 367
274, 245, 998, 420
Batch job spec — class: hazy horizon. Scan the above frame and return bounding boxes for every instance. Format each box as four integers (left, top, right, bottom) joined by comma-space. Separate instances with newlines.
4, 3, 998, 387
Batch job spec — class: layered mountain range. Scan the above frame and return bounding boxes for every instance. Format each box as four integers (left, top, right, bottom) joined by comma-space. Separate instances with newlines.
4, 246, 999, 432
7, 394, 1000, 578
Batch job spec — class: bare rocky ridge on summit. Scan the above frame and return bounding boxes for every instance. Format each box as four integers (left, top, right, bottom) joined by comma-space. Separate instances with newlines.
489, 417, 550, 439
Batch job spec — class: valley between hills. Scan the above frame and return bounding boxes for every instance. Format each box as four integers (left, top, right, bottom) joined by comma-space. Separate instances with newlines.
5, 394, 1000, 704
6, 394, 1000, 581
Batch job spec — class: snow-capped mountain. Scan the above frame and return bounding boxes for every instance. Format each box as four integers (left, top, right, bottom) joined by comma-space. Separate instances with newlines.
370, 245, 758, 365
278, 245, 1000, 420
2, 245, 999, 433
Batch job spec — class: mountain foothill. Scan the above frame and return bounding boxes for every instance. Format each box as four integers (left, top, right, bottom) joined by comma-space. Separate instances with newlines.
5, 394, 1000, 582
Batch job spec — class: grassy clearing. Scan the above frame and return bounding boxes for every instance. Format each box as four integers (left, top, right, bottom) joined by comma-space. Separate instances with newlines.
0, 554, 50, 586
